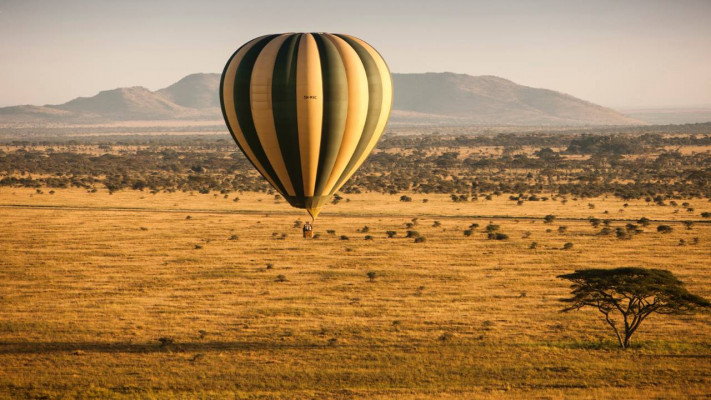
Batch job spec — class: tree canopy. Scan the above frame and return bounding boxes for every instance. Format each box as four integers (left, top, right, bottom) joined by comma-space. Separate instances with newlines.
558, 267, 710, 348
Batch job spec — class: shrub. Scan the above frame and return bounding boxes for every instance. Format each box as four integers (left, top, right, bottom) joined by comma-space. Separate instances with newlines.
544, 215, 556, 224
485, 224, 500, 232
488, 232, 508, 240
275, 274, 287, 282
432, 221, 441, 227
364, 235, 373, 240
599, 227, 612, 236
469, 223, 480, 229
406, 230, 420, 238
340, 235, 350, 240
529, 242, 538, 249
414, 236, 427, 243
367, 271, 377, 281
558, 226, 567, 233
229, 234, 239, 240
463, 229, 473, 237
327, 230, 336, 235
701, 212, 710, 218
400, 195, 412, 202
683, 221, 694, 230
522, 231, 531, 238
637, 217, 650, 227
589, 218, 601, 228
563, 242, 574, 250
386, 231, 397, 238
657, 225, 673, 234
359, 225, 370, 233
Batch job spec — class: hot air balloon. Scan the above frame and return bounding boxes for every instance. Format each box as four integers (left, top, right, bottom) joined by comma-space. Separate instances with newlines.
219, 33, 392, 220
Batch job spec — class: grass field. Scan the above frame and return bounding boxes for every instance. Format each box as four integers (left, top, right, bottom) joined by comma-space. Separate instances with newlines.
1, 188, 710, 399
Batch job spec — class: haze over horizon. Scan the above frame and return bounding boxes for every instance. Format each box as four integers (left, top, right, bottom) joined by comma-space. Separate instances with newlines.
2, 0, 710, 109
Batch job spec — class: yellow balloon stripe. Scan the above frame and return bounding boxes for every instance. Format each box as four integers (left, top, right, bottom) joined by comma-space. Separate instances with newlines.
328, 35, 392, 194
296, 34, 323, 198
222, 36, 283, 194
250, 34, 297, 196
320, 33, 369, 195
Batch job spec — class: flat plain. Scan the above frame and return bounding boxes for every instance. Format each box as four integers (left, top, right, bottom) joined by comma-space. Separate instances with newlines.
1, 188, 709, 399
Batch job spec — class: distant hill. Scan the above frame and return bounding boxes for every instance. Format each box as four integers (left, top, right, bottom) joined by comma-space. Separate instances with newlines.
392, 73, 643, 125
0, 72, 646, 126
155, 73, 221, 109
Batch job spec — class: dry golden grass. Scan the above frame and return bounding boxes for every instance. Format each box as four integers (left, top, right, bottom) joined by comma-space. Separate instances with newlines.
1, 188, 710, 399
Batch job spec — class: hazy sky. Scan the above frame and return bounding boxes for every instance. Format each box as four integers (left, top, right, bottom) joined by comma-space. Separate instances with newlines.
2, 0, 710, 108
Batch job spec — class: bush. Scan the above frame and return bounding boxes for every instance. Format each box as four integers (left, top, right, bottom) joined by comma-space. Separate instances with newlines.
463, 229, 473, 237
637, 217, 650, 227
367, 271, 377, 281
657, 225, 673, 234
364, 235, 373, 240
544, 215, 556, 224
275, 274, 287, 282
529, 242, 538, 249
485, 224, 500, 232
488, 232, 508, 240
406, 230, 420, 238
432, 221, 441, 227
340, 235, 350, 240
414, 236, 427, 243
701, 212, 710, 218
469, 223, 480, 229
558, 226, 567, 233
400, 195, 412, 202
683, 221, 694, 230
386, 230, 397, 238
563, 242, 574, 250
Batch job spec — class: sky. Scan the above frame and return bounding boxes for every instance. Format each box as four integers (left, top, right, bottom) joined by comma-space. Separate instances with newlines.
1, 0, 710, 109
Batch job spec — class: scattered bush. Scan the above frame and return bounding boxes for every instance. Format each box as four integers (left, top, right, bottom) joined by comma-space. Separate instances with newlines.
485, 224, 500, 232
657, 225, 673, 234
488, 232, 508, 240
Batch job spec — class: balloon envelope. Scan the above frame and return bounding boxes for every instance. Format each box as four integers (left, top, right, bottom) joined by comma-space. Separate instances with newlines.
220, 33, 392, 219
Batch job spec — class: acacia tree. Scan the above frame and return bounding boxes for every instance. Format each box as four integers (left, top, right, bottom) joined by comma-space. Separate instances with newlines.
558, 267, 710, 348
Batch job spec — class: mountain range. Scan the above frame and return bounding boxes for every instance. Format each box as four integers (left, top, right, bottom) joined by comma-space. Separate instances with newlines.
0, 72, 644, 126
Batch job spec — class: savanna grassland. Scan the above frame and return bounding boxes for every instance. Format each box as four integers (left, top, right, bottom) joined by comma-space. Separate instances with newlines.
1, 189, 710, 399
1, 127, 711, 399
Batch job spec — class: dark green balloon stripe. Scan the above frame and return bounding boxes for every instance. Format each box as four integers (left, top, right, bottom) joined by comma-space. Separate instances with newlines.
330, 34, 384, 194
231, 34, 289, 196
312, 34, 348, 198
272, 34, 304, 199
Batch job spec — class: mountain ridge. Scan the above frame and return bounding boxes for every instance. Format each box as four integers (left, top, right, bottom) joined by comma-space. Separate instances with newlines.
0, 72, 644, 126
